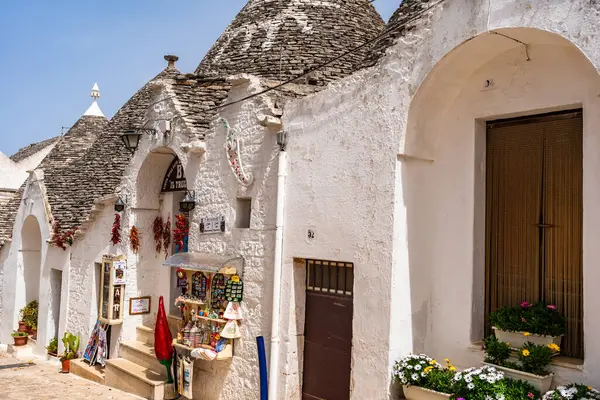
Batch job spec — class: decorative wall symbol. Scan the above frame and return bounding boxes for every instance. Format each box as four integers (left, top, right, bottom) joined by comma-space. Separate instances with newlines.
220, 118, 253, 186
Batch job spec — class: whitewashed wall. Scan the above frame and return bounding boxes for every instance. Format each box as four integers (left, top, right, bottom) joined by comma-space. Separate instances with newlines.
0, 144, 56, 191
282, 0, 600, 397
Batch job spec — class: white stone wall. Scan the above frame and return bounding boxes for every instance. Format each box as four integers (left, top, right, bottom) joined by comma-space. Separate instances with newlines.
0, 144, 56, 191
282, 0, 600, 396
112, 76, 280, 400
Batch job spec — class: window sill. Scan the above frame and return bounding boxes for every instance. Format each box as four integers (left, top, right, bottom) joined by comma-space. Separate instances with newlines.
468, 342, 584, 371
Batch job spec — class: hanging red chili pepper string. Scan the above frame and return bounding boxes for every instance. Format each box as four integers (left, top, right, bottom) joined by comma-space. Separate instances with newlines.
172, 214, 189, 251
162, 216, 171, 258
153, 216, 164, 254
130, 225, 140, 253
111, 213, 122, 245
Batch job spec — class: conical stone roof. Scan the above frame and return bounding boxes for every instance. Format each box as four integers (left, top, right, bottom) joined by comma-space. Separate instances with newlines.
195, 0, 384, 84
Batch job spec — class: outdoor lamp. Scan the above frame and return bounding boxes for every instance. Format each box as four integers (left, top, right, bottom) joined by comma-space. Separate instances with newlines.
276, 130, 286, 151
120, 128, 157, 153
179, 190, 196, 212
114, 196, 127, 212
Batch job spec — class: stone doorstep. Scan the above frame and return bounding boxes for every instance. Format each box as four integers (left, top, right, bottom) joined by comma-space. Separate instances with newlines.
8, 342, 35, 359
70, 358, 105, 385
105, 358, 166, 400
136, 325, 154, 345
120, 340, 164, 374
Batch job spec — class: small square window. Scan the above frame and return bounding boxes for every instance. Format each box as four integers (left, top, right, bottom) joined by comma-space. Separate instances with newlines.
235, 198, 251, 229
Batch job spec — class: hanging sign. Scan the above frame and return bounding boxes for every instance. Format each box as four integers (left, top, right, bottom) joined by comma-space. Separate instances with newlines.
200, 216, 226, 234
129, 296, 152, 315
161, 158, 187, 192
113, 260, 127, 285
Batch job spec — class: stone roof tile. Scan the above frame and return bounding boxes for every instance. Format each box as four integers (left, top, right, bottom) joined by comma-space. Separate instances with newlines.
196, 0, 385, 85
10, 137, 59, 163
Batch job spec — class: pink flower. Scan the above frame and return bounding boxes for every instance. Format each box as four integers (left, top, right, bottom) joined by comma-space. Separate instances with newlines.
521, 301, 532, 308
522, 317, 527, 322
547, 305, 556, 310
528, 392, 534, 398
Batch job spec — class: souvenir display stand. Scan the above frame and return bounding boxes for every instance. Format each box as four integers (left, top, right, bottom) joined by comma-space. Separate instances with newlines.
99, 255, 127, 325
165, 254, 245, 367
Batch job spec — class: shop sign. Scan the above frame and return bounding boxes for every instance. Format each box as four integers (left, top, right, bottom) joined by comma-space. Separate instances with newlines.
129, 296, 152, 315
161, 158, 187, 192
200, 216, 226, 234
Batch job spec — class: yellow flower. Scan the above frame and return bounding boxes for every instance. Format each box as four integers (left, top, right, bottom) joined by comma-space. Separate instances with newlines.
424, 366, 433, 373
449, 366, 456, 372
506, 342, 511, 347
547, 343, 560, 352
444, 358, 450, 363
430, 360, 437, 365
524, 332, 531, 337
522, 349, 530, 357
588, 386, 593, 391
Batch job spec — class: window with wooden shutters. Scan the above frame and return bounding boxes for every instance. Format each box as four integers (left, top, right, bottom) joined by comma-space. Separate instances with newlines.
485, 110, 583, 359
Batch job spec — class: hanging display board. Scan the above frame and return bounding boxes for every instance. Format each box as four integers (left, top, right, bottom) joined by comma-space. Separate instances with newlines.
83, 320, 109, 366
99, 255, 126, 325
161, 158, 187, 192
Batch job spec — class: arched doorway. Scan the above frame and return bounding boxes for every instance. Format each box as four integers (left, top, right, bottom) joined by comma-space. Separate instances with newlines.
19, 215, 41, 330
134, 148, 190, 319
403, 28, 600, 364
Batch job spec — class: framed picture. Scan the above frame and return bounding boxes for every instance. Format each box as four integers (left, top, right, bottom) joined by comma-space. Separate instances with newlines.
129, 296, 151, 315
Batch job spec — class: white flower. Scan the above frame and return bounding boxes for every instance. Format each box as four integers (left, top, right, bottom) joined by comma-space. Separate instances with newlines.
468, 383, 475, 390
414, 365, 421, 371
420, 372, 426, 378
465, 376, 473, 383
411, 374, 418, 381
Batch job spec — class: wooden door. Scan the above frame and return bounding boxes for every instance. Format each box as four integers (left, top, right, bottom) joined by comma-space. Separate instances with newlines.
303, 260, 354, 400
485, 110, 583, 358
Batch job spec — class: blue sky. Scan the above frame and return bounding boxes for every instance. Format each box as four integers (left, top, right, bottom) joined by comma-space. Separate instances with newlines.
0, 0, 401, 156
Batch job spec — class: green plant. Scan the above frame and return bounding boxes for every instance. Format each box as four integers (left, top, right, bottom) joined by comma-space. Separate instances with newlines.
518, 341, 555, 376
21, 300, 38, 328
11, 331, 27, 337
542, 384, 600, 399
393, 354, 442, 388
46, 337, 58, 354
490, 301, 566, 337
483, 335, 511, 365
60, 332, 80, 362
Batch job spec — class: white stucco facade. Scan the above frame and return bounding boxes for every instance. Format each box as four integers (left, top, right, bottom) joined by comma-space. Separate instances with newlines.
281, 0, 600, 398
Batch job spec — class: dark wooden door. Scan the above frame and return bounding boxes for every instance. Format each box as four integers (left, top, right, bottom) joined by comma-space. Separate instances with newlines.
485, 110, 583, 358
303, 260, 353, 400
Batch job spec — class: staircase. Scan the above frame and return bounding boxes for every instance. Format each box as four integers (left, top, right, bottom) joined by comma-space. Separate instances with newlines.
104, 325, 167, 400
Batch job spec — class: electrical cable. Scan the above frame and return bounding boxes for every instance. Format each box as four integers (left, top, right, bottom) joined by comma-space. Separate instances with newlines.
147, 0, 447, 123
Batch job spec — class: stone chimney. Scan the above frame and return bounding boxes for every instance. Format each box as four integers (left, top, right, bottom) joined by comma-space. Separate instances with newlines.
164, 55, 179, 70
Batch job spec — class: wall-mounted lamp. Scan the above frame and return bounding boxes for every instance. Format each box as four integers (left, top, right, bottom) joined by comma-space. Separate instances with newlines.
179, 190, 196, 212
114, 195, 128, 212
120, 128, 157, 153
276, 130, 287, 151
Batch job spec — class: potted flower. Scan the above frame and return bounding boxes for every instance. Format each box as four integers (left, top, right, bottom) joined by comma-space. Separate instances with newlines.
11, 331, 28, 346
21, 300, 38, 334
452, 365, 540, 399
393, 354, 455, 399
490, 301, 565, 350
30, 321, 37, 340
483, 335, 557, 392
46, 337, 58, 357
59, 332, 80, 373
542, 384, 600, 399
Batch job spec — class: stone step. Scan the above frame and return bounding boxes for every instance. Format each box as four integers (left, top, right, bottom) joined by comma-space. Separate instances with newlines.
70, 358, 105, 385
120, 340, 164, 374
136, 325, 154, 345
105, 358, 165, 400
8, 342, 35, 360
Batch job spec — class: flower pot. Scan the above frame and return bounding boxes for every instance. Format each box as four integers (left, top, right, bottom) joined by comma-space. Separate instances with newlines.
18, 321, 27, 333
13, 335, 28, 346
25, 324, 32, 334
31, 329, 37, 340
483, 362, 553, 393
492, 327, 562, 351
403, 385, 451, 400
61, 359, 71, 373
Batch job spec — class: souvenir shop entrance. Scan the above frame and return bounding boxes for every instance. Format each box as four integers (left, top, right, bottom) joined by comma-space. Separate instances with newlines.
302, 259, 354, 400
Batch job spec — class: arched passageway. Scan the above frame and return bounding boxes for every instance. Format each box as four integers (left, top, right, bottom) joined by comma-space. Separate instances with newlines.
403, 28, 600, 370
19, 215, 42, 327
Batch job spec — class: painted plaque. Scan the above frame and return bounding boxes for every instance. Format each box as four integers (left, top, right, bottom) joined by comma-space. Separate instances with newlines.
129, 296, 152, 315
200, 216, 226, 234
113, 261, 126, 285
161, 158, 187, 192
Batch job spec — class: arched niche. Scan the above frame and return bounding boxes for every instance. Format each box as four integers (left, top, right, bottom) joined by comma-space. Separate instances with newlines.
20, 215, 42, 315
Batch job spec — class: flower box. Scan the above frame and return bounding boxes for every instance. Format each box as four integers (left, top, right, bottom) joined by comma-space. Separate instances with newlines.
403, 385, 451, 400
493, 327, 562, 351
483, 362, 553, 393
